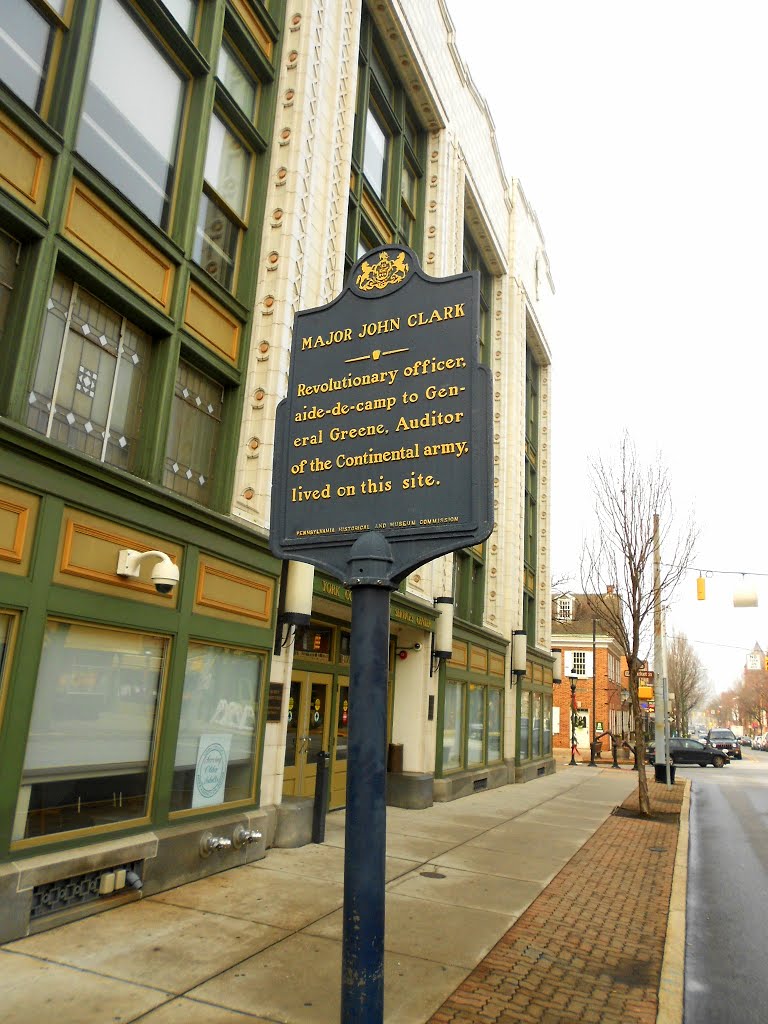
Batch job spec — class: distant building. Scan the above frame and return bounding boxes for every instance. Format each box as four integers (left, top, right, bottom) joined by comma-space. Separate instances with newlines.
551, 592, 627, 756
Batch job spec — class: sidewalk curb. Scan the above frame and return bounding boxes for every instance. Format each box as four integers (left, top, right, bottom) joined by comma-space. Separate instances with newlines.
656, 778, 690, 1024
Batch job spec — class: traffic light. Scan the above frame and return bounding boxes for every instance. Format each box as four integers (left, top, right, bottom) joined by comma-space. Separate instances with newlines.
696, 576, 706, 601
764, 655, 768, 672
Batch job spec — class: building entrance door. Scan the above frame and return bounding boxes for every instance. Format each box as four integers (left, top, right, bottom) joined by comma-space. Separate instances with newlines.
330, 679, 349, 809
283, 671, 332, 797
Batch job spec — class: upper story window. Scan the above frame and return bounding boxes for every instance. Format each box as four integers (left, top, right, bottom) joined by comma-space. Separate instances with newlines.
572, 651, 587, 676
363, 101, 390, 200
26, 273, 151, 471
217, 38, 259, 120
77, 0, 186, 229
463, 232, 492, 365
0, 0, 64, 113
346, 11, 424, 268
162, 0, 196, 35
193, 113, 252, 290
557, 597, 573, 621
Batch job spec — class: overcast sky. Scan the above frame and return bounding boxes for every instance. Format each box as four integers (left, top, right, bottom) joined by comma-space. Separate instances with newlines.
445, 1, 768, 697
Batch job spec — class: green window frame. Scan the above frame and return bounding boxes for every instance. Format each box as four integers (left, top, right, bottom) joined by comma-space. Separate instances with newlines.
462, 231, 492, 366
0, 0, 69, 116
346, 7, 425, 270
453, 543, 485, 626
524, 345, 540, 643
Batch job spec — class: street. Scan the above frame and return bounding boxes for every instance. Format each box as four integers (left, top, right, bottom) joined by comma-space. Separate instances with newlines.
685, 746, 768, 1024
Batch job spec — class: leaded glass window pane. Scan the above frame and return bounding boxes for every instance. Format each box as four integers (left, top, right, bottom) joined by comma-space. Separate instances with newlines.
0, 0, 54, 112
171, 642, 264, 811
26, 274, 151, 471
163, 360, 223, 505
78, 0, 185, 227
15, 620, 167, 840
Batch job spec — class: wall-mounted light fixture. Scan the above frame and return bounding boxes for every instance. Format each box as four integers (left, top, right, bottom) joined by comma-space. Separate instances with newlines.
430, 596, 453, 676
511, 629, 527, 688
274, 560, 313, 655
116, 549, 179, 595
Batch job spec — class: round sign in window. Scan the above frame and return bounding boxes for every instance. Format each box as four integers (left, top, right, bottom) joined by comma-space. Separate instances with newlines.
195, 742, 228, 800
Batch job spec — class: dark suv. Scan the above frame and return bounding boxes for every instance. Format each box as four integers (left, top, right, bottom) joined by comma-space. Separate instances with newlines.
706, 729, 741, 760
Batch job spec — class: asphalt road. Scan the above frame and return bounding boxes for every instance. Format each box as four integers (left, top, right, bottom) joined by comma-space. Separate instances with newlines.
684, 746, 768, 1024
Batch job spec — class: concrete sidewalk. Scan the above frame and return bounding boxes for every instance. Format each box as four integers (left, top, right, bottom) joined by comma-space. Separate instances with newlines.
0, 767, 672, 1024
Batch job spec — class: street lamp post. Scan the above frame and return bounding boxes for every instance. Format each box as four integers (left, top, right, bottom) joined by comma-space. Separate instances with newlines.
569, 674, 579, 766
588, 618, 598, 766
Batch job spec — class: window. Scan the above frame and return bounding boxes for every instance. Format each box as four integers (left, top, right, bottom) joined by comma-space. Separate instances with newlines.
171, 642, 264, 811
543, 697, 552, 755
462, 232, 492, 365
27, 274, 151, 471
217, 38, 259, 120
346, 12, 424, 267
572, 651, 587, 676
519, 690, 531, 760
442, 680, 463, 772
524, 346, 540, 642
193, 113, 251, 289
453, 544, 485, 625
163, 0, 196, 35
363, 101, 390, 200
0, 612, 16, 708
487, 688, 502, 762
0, 230, 20, 342
163, 360, 223, 504
15, 620, 167, 841
532, 692, 542, 758
0, 0, 60, 113
557, 597, 572, 621
467, 683, 485, 768
77, 0, 185, 228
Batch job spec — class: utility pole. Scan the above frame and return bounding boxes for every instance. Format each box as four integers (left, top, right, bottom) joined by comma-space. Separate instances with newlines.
653, 514, 669, 784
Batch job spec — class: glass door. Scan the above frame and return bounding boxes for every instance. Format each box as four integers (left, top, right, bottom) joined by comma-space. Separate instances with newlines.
282, 672, 332, 798
330, 680, 349, 809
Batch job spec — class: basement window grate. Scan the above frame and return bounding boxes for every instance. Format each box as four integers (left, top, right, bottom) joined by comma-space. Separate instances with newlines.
473, 777, 488, 792
537, 766, 546, 776
30, 860, 143, 919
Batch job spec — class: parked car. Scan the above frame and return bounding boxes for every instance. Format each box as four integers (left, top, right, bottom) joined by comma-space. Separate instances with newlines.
706, 729, 742, 760
739, 736, 752, 747
646, 737, 729, 768
754, 734, 768, 751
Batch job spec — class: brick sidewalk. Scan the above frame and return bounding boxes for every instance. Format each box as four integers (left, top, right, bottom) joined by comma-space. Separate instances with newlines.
427, 777, 685, 1024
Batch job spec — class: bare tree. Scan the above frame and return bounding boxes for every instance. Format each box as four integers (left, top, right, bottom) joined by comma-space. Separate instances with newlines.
666, 633, 708, 735
580, 434, 697, 816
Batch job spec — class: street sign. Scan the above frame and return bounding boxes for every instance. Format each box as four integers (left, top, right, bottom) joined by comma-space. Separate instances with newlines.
624, 669, 654, 678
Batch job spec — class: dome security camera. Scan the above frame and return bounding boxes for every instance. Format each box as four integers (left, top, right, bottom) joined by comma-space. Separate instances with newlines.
151, 558, 180, 594
116, 549, 180, 594
413, 642, 422, 651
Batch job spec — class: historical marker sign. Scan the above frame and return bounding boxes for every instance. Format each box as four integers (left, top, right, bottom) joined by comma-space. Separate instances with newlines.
270, 245, 493, 583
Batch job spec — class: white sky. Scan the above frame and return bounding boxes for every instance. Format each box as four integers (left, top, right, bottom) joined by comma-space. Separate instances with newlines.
445, 1, 768, 697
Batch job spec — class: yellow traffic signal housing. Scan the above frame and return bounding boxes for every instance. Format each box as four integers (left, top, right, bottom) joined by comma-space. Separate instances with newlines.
764, 655, 768, 672
697, 576, 706, 600
638, 685, 654, 699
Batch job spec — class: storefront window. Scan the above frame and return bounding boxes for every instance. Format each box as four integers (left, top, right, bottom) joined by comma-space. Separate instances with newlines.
171, 642, 264, 811
442, 680, 464, 772
487, 687, 502, 762
519, 690, 530, 761
532, 693, 542, 758
543, 697, 552, 755
0, 612, 15, 699
15, 621, 167, 841
467, 683, 485, 768
78, 0, 185, 227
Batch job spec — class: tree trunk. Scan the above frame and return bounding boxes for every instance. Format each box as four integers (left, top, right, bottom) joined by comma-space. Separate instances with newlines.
629, 684, 651, 816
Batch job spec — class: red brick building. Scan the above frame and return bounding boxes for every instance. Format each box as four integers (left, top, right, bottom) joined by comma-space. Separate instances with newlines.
551, 592, 628, 759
